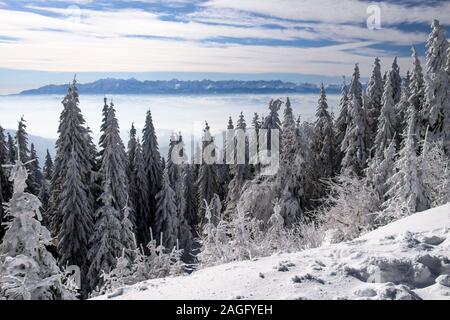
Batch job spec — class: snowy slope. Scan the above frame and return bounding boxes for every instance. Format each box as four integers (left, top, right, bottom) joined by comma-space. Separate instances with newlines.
95, 204, 450, 300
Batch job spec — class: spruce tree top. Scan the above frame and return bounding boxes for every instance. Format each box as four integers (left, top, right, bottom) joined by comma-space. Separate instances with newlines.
263, 99, 282, 130
202, 121, 213, 143
142, 110, 161, 165
316, 83, 331, 119
409, 47, 424, 97
366, 57, 383, 103
251, 113, 261, 130
227, 117, 234, 130
283, 97, 294, 128
43, 149, 54, 180
336, 79, 349, 125
236, 112, 246, 130
350, 64, 363, 100
426, 19, 448, 73
16, 116, 30, 163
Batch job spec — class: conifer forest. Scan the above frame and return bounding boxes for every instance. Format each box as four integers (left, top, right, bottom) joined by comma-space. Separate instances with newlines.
0, 2, 450, 302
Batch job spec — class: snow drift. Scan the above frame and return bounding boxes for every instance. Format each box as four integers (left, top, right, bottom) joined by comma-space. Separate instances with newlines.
94, 203, 450, 300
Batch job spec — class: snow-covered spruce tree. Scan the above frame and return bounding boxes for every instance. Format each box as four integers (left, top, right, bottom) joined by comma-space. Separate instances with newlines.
0, 125, 11, 239
223, 116, 234, 176
39, 150, 53, 227
421, 141, 450, 207
132, 139, 152, 246
28, 143, 43, 196
43, 149, 53, 181
383, 108, 430, 223
0, 158, 75, 300
154, 168, 178, 250
87, 180, 125, 291
57, 149, 94, 296
423, 19, 449, 148
177, 198, 193, 261
236, 111, 248, 133
167, 132, 184, 187
127, 123, 138, 177
86, 124, 99, 199
407, 47, 426, 150
334, 79, 350, 171
126, 123, 138, 226
313, 83, 335, 180
366, 138, 396, 202
6, 133, 16, 164
341, 64, 367, 176
252, 112, 261, 133
0, 126, 8, 164
295, 121, 319, 214
365, 57, 384, 154
207, 193, 223, 226
196, 122, 221, 224
98, 97, 110, 159
263, 99, 282, 131
224, 112, 252, 220
261, 99, 282, 152
240, 101, 282, 221
394, 71, 411, 147
142, 110, 163, 238
51, 79, 95, 296
183, 164, 198, 232
447, 42, 450, 77
126, 124, 151, 246
49, 78, 95, 236
374, 71, 396, 160
121, 204, 137, 262
167, 133, 193, 256
390, 57, 402, 105
239, 103, 311, 224
15, 116, 30, 165
282, 97, 294, 129
446, 46, 450, 152
15, 117, 38, 196
277, 102, 317, 225
98, 102, 130, 217
263, 202, 285, 250
251, 112, 262, 172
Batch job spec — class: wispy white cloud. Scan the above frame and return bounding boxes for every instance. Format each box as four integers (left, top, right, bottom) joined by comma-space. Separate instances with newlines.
21, 6, 318, 41
202, 0, 450, 25
187, 7, 427, 45
0, 1, 442, 77
0, 24, 412, 78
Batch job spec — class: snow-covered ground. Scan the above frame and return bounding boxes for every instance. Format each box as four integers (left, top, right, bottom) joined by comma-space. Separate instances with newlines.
95, 204, 450, 300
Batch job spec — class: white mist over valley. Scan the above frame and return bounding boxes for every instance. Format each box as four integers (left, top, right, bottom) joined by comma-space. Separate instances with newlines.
0, 93, 340, 156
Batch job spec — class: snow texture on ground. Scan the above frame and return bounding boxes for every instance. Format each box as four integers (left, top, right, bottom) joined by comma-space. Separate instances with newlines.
94, 203, 450, 300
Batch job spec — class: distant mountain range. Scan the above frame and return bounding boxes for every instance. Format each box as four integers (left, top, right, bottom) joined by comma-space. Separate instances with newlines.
18, 78, 341, 95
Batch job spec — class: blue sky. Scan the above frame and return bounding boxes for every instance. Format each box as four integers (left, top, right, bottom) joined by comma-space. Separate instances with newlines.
0, 0, 449, 94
